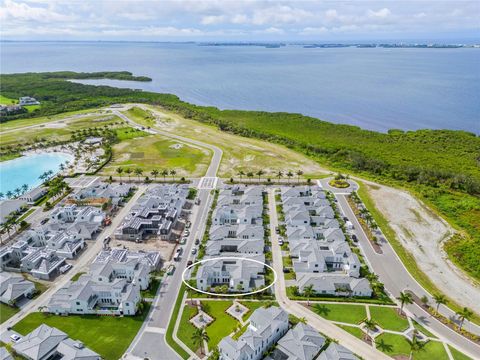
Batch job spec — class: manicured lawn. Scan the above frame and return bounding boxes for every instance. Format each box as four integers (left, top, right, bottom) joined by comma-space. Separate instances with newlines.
282, 256, 292, 267
177, 304, 199, 352
0, 303, 19, 324
375, 333, 410, 357
284, 271, 296, 280
312, 303, 367, 324
202, 301, 240, 349
448, 345, 473, 360
337, 324, 364, 339
165, 284, 190, 359
103, 134, 210, 177
13, 305, 151, 360
369, 306, 410, 332
415, 340, 449, 360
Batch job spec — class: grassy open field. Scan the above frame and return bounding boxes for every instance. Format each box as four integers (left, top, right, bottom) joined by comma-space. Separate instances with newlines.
0, 114, 124, 148
123, 106, 156, 128
102, 133, 210, 178
0, 109, 105, 132
145, 105, 328, 179
13, 308, 150, 360
375, 333, 449, 359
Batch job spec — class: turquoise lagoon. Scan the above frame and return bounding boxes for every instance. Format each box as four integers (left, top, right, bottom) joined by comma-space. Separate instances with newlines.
0, 152, 73, 196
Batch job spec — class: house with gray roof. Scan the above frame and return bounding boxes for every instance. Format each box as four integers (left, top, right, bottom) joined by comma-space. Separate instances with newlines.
197, 258, 265, 293
273, 323, 326, 360
317, 343, 358, 360
73, 182, 134, 206
13, 324, 68, 360
47, 248, 159, 315
297, 273, 372, 297
0, 272, 35, 305
12, 324, 100, 360
219, 306, 289, 360
0, 199, 27, 224
18, 187, 48, 204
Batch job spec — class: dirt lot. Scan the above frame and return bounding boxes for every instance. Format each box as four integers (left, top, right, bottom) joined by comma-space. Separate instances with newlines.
110, 237, 178, 263
365, 182, 480, 314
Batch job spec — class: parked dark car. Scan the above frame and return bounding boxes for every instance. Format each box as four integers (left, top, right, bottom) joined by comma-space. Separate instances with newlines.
351, 234, 358, 242
187, 260, 193, 266
195, 239, 200, 245
40, 218, 49, 225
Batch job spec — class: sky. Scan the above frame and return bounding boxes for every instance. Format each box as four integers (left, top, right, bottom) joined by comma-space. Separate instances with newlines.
0, 0, 479, 42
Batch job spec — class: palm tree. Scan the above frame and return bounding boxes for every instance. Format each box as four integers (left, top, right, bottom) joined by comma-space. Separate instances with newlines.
298, 317, 307, 324
303, 284, 315, 306
125, 168, 132, 181
170, 169, 176, 181
256, 170, 264, 182
2, 221, 14, 241
191, 328, 210, 355
134, 167, 143, 181
286, 170, 294, 183
296, 170, 304, 183
397, 291, 413, 314
406, 330, 425, 360
161, 169, 169, 181
151, 169, 159, 180
456, 307, 473, 331
276, 170, 283, 182
116, 167, 124, 181
21, 184, 28, 194
246, 172, 254, 182
6, 191, 13, 199
433, 294, 448, 312
237, 170, 245, 181
0, 192, 4, 200
363, 319, 377, 339
14, 187, 21, 197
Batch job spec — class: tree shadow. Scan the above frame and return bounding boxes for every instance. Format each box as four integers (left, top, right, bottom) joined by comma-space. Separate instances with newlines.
314, 304, 331, 317
376, 338, 393, 353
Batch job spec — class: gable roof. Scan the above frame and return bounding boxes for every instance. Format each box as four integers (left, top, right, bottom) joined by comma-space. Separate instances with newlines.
13, 324, 68, 360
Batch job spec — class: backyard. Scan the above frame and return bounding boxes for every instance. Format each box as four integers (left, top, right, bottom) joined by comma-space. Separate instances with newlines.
12, 306, 151, 360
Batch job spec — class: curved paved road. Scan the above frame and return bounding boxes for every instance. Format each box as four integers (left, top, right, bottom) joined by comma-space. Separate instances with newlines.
318, 179, 480, 359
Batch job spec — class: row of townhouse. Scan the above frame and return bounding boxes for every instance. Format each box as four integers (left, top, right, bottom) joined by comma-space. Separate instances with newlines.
219, 306, 358, 360
197, 185, 266, 293
280, 186, 372, 297
0, 205, 105, 280
47, 248, 160, 316
114, 184, 189, 241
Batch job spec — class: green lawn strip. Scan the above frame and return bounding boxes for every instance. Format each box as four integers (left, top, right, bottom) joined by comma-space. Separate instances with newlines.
176, 304, 200, 352
286, 287, 394, 305
202, 300, 239, 349
448, 344, 473, 360
412, 320, 437, 339
115, 127, 148, 141
13, 304, 151, 360
357, 181, 480, 325
284, 271, 296, 280
17, 208, 35, 221
232, 323, 249, 340
369, 306, 409, 332
337, 324, 364, 339
311, 303, 367, 324
282, 256, 292, 267
70, 272, 86, 282
0, 303, 19, 324
140, 278, 161, 298
165, 284, 190, 360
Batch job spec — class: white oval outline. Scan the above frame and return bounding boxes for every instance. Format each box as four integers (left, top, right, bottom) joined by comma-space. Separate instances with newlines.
181, 256, 277, 297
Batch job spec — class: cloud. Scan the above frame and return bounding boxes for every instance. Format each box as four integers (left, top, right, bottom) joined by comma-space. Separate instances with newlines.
1, 0, 478, 40
0, 0, 73, 22
367, 8, 391, 19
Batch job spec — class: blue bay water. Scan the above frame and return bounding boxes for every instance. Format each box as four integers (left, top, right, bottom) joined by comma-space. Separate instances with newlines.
1, 41, 479, 133
0, 152, 73, 195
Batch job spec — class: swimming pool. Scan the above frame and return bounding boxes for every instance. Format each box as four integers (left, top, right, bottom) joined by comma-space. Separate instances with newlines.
0, 152, 74, 196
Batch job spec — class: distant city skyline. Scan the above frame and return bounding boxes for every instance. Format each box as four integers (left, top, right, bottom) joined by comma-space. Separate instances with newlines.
0, 0, 479, 41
